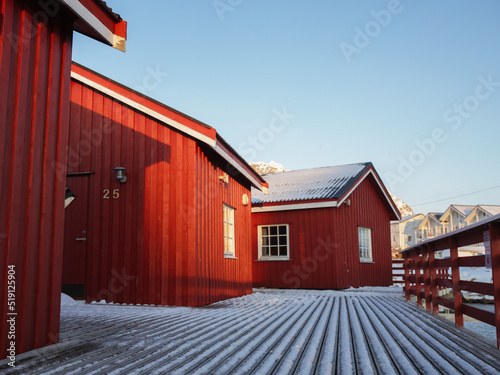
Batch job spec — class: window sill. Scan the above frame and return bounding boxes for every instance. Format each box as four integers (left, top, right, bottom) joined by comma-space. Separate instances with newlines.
360, 260, 375, 264
224, 255, 238, 260
256, 257, 292, 261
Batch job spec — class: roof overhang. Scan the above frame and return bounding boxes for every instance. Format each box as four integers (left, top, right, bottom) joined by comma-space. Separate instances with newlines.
338, 167, 401, 221
251, 165, 401, 219
70, 63, 268, 191
212, 137, 269, 192
252, 200, 337, 213
60, 0, 127, 51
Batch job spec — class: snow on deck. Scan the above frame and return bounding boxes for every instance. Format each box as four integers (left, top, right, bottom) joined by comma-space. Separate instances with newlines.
2, 287, 500, 374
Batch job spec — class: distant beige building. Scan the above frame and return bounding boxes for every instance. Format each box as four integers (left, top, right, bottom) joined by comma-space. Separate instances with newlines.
391, 214, 425, 257
439, 205, 475, 233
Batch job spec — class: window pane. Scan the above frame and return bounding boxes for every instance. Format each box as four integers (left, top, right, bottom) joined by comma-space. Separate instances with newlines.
271, 246, 278, 256
270, 236, 278, 246
279, 235, 287, 245
279, 246, 287, 256
279, 225, 287, 235
263, 247, 269, 256
262, 227, 268, 236
262, 237, 269, 246
270, 226, 278, 235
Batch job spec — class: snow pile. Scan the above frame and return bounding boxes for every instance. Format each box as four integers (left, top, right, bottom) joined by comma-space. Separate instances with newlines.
60, 293, 76, 306
460, 267, 493, 302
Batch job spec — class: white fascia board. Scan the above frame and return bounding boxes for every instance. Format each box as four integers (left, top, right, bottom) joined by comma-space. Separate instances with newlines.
252, 201, 337, 213
70, 71, 216, 147
338, 169, 401, 220
59, 0, 124, 50
212, 142, 266, 191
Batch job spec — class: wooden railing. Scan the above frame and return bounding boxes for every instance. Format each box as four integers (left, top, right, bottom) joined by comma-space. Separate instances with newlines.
392, 259, 405, 285
400, 214, 500, 349
392, 259, 449, 288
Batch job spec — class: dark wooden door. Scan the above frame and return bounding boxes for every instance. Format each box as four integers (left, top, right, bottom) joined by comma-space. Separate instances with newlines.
62, 175, 90, 298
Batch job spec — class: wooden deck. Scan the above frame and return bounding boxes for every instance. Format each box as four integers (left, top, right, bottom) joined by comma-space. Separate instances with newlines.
2, 288, 500, 374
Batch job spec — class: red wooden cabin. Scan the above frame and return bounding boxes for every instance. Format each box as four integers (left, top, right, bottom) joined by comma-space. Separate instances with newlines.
0, 0, 126, 359
64, 63, 268, 307
251, 163, 401, 289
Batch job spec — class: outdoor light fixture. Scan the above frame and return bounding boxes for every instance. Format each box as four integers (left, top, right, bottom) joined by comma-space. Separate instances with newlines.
219, 173, 229, 184
113, 167, 127, 183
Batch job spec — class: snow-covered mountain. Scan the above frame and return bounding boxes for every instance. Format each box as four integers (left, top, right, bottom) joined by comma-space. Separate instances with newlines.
389, 193, 414, 217
249, 161, 287, 175
250, 161, 414, 218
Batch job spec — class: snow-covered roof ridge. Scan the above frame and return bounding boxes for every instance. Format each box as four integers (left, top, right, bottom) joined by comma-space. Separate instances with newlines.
251, 162, 371, 204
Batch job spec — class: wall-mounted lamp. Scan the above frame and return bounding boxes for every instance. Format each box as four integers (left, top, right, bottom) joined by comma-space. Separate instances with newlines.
219, 173, 229, 184
242, 193, 249, 206
113, 167, 127, 183
344, 199, 351, 206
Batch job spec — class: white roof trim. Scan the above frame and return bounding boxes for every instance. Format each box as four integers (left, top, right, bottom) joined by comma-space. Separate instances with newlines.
71, 71, 216, 147
252, 201, 337, 213
59, 0, 124, 51
212, 142, 267, 191
338, 169, 401, 220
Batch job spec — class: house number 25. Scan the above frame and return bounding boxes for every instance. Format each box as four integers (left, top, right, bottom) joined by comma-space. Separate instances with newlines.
103, 189, 120, 199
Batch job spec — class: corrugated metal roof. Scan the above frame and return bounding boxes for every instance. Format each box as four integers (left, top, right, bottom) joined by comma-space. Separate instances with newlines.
252, 163, 371, 204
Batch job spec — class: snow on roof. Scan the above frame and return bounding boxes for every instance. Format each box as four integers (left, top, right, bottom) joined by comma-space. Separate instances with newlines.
252, 162, 370, 204
478, 205, 500, 216
401, 213, 425, 222
441, 205, 476, 221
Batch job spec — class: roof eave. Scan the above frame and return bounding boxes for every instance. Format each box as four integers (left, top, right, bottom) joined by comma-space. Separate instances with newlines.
213, 136, 269, 192
60, 0, 127, 52
337, 165, 401, 221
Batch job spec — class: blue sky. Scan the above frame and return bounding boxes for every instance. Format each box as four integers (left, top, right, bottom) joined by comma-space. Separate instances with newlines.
73, 0, 500, 215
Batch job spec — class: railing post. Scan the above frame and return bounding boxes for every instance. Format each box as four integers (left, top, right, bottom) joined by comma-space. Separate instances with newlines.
489, 222, 500, 349
428, 243, 439, 315
404, 252, 411, 302
450, 237, 463, 327
423, 245, 431, 312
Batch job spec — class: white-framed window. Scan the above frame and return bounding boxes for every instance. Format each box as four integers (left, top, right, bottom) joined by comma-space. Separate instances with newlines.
223, 204, 235, 257
258, 224, 289, 260
358, 226, 372, 262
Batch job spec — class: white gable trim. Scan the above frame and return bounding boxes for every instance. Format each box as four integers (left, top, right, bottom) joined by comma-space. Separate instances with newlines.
59, 0, 125, 51
338, 169, 401, 220
212, 142, 268, 192
252, 201, 337, 213
70, 71, 217, 147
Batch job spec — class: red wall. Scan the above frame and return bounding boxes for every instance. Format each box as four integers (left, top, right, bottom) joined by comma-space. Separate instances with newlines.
252, 175, 392, 289
65, 77, 253, 307
0, 0, 73, 358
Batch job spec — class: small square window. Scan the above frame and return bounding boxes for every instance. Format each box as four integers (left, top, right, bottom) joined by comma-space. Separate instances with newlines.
258, 224, 289, 260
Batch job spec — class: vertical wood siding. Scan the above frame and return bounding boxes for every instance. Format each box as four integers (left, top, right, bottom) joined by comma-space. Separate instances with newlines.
66, 77, 253, 308
0, 0, 73, 358
252, 175, 392, 289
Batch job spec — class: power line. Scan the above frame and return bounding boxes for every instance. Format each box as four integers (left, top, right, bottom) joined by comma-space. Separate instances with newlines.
411, 185, 500, 207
